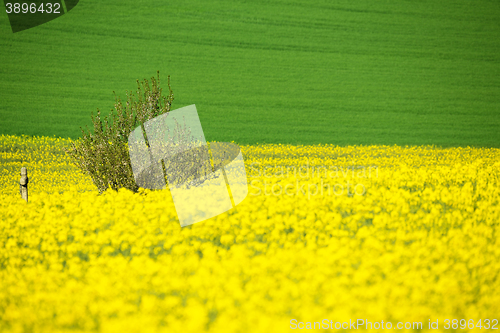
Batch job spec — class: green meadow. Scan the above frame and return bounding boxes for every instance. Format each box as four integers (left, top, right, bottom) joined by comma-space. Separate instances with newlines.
0, 0, 499, 147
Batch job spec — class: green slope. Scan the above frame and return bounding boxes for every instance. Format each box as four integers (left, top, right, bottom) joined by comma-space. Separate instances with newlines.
0, 0, 499, 147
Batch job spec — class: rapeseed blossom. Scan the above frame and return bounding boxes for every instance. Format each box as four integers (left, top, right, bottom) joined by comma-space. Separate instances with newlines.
0, 134, 499, 332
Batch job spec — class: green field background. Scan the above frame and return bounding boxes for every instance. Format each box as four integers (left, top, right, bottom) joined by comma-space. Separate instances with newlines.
0, 0, 499, 147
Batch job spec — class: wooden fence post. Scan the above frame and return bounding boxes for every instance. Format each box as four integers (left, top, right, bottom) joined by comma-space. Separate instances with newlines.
20, 167, 28, 203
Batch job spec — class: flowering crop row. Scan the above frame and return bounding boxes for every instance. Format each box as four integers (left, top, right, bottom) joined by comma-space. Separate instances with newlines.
0, 134, 499, 332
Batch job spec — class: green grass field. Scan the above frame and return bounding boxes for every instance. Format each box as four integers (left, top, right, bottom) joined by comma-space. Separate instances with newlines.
1, 0, 499, 147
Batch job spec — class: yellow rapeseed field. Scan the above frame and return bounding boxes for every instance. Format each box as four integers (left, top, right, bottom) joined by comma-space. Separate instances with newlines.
1, 134, 499, 332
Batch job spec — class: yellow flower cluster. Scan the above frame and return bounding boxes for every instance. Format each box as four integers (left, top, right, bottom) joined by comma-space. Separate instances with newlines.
1, 134, 499, 332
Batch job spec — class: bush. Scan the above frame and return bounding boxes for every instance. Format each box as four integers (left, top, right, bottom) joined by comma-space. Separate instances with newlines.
66, 71, 175, 194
